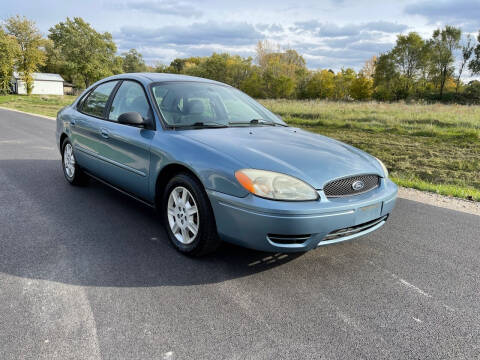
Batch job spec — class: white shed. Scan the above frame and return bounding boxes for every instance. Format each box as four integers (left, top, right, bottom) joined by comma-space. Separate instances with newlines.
12, 72, 65, 95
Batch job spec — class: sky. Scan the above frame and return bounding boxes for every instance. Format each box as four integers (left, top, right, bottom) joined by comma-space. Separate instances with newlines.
1, 0, 479, 73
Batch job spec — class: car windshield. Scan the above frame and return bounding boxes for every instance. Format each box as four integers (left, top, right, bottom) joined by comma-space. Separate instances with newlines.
151, 82, 287, 128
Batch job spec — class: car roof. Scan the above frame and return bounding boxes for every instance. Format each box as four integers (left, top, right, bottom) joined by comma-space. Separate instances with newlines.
73, 73, 233, 107
102, 72, 227, 86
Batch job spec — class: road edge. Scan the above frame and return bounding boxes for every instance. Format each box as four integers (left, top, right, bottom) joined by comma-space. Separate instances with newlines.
398, 186, 479, 217
0, 106, 56, 121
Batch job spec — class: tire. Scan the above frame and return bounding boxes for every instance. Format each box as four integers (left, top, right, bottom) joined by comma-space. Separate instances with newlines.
162, 173, 221, 256
61, 138, 88, 186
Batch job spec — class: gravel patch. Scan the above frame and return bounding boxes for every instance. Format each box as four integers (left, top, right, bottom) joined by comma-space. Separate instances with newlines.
398, 186, 480, 217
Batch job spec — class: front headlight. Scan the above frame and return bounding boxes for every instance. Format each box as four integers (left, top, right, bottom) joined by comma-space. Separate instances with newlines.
235, 169, 319, 201
375, 157, 389, 178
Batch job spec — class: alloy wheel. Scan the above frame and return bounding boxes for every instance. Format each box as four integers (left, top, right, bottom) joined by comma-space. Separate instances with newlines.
64, 143, 75, 178
167, 186, 199, 244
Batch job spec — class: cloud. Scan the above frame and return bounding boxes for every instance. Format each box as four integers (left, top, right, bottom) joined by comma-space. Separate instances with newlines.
293, 20, 408, 37
293, 20, 321, 32
109, 0, 202, 18
116, 21, 263, 48
303, 54, 364, 70
405, 0, 480, 22
364, 21, 409, 33
405, 0, 480, 33
347, 40, 394, 54
320, 32, 380, 48
256, 23, 284, 33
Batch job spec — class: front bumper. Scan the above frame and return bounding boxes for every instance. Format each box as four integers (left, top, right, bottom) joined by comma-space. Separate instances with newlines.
207, 178, 397, 252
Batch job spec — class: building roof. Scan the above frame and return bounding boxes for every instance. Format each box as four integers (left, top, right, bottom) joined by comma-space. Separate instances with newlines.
13, 72, 64, 82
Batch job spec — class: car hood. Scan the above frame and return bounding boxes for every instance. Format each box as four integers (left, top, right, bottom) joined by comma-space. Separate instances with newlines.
181, 126, 382, 189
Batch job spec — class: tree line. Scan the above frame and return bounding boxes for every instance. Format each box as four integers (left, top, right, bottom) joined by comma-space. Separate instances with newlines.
1, 15, 480, 102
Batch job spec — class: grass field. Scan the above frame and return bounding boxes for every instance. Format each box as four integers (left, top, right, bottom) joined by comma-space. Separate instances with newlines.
0, 94, 76, 118
1, 95, 479, 201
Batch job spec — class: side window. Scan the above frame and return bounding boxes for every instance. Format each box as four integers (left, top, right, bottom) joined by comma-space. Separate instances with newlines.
109, 81, 152, 122
81, 81, 118, 118
153, 86, 169, 105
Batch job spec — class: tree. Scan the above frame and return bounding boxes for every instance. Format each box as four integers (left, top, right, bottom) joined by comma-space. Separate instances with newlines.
360, 56, 376, 79
468, 31, 480, 76
334, 68, 356, 100
304, 70, 335, 99
225, 55, 254, 89
270, 75, 295, 98
390, 32, 427, 95
373, 53, 401, 100
0, 28, 20, 94
41, 38, 66, 76
350, 75, 373, 100
456, 35, 474, 93
428, 26, 461, 97
48, 17, 119, 88
187, 53, 229, 82
464, 80, 480, 103
122, 49, 147, 73
5, 16, 46, 95
239, 69, 265, 98
255, 41, 307, 98
153, 63, 170, 73
255, 40, 280, 69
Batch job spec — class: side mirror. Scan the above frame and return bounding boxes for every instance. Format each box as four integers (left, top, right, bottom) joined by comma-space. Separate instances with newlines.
118, 112, 146, 127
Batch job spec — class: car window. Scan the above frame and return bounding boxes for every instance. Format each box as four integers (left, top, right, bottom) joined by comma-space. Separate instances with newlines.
153, 86, 169, 104
109, 81, 152, 122
81, 81, 118, 118
222, 97, 262, 122
152, 82, 285, 127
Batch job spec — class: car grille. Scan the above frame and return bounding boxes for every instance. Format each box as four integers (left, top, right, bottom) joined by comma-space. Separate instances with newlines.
323, 174, 380, 198
321, 215, 388, 242
267, 234, 311, 245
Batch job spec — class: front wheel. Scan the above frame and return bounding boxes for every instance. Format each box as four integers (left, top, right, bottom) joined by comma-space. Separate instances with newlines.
162, 173, 221, 256
61, 139, 88, 185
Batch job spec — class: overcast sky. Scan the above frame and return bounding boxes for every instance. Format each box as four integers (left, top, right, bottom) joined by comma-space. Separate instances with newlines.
1, 0, 479, 72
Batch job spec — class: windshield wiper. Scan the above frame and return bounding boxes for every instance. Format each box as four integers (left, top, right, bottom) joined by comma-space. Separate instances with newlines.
170, 121, 228, 129
229, 119, 287, 127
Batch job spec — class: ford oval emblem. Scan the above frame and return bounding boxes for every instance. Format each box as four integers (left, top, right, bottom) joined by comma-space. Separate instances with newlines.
352, 180, 365, 191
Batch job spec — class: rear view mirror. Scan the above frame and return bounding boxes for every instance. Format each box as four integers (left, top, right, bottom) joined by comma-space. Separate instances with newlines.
118, 112, 146, 127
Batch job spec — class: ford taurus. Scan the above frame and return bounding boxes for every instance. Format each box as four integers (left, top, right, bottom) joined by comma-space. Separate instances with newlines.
56, 73, 397, 256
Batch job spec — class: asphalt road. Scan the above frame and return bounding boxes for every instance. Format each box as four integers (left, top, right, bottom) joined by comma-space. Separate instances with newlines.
1, 108, 479, 360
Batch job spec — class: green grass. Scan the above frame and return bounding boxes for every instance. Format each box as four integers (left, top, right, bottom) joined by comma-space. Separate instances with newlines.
260, 99, 480, 201
0, 94, 77, 118
1, 95, 478, 201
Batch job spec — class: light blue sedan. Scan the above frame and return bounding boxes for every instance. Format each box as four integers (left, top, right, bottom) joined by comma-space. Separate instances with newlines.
56, 73, 397, 256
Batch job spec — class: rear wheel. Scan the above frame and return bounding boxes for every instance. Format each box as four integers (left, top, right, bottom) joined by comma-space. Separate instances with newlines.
61, 139, 88, 186
162, 173, 221, 256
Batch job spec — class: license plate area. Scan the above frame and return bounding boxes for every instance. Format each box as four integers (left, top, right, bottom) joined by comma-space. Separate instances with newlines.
355, 202, 382, 225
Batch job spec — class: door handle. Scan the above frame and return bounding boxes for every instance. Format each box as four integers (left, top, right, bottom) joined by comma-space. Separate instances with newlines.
100, 128, 110, 139
70, 119, 76, 127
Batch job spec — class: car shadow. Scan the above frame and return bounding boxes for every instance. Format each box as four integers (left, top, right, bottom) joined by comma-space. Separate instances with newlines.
0, 159, 303, 287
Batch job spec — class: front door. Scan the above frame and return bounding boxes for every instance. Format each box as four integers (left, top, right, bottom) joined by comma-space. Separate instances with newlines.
72, 80, 119, 178
95, 80, 155, 200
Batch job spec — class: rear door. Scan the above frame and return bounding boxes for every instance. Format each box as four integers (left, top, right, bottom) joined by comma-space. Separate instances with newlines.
96, 80, 155, 200
71, 81, 119, 176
